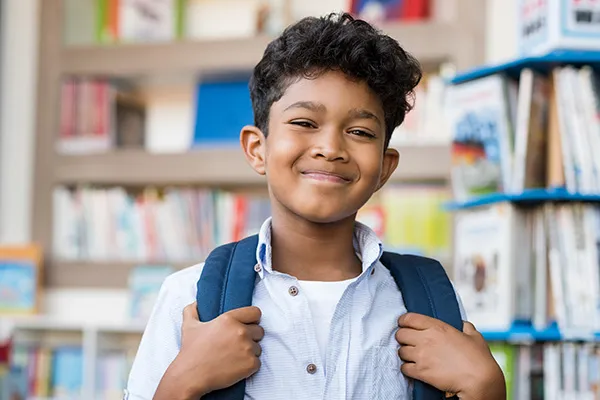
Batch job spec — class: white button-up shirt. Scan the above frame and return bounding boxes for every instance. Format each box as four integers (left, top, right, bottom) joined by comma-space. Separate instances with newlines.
125, 218, 466, 399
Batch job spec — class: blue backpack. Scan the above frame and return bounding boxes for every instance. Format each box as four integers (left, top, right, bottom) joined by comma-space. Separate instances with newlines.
197, 235, 462, 400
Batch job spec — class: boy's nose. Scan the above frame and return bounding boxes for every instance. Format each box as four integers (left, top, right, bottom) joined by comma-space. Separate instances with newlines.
310, 130, 349, 162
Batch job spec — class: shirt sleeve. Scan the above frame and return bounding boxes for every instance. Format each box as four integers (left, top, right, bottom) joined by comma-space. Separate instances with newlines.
125, 264, 203, 400
451, 281, 468, 321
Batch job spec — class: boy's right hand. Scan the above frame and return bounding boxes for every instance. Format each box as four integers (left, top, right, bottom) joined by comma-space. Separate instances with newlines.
155, 303, 264, 400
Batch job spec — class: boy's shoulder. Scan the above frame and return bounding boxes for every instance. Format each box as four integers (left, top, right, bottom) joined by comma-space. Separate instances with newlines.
158, 262, 205, 305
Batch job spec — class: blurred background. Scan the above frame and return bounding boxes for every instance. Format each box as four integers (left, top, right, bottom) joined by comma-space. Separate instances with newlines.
2, 0, 600, 399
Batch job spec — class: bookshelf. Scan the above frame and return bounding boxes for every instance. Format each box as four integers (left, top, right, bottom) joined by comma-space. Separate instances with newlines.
31, 0, 488, 289
446, 48, 600, 329
6, 317, 146, 399
61, 21, 465, 78
443, 49, 600, 398
53, 143, 451, 187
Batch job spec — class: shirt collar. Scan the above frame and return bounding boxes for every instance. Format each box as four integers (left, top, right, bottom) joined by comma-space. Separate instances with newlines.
255, 217, 383, 279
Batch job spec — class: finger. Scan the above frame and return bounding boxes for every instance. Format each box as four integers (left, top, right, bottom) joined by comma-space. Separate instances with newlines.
227, 306, 262, 324
397, 345, 418, 363
247, 324, 265, 341
463, 321, 486, 344
462, 321, 477, 334
398, 312, 438, 330
395, 328, 421, 346
182, 302, 199, 324
252, 342, 262, 357
400, 362, 421, 381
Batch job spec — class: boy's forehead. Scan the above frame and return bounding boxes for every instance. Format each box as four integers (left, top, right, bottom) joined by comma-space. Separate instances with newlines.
272, 71, 384, 115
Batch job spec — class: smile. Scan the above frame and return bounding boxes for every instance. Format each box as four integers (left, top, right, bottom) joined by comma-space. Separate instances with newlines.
301, 170, 352, 184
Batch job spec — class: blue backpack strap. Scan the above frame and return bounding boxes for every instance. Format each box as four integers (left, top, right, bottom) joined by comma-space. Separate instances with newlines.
196, 234, 259, 400
379, 252, 462, 400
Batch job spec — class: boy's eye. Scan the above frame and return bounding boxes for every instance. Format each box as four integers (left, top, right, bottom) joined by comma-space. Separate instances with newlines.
290, 120, 316, 129
349, 129, 376, 138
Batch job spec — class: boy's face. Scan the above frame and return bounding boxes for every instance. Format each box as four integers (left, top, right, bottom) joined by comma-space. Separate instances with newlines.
241, 70, 399, 224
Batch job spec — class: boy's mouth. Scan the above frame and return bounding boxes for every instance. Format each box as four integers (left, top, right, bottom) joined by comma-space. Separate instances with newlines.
300, 170, 352, 184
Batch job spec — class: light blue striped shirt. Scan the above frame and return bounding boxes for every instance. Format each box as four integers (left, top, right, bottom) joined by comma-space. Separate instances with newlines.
126, 218, 466, 399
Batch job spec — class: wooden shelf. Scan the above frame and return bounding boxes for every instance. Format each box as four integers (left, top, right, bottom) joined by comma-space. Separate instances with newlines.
53, 147, 264, 186
60, 22, 459, 78
4, 317, 146, 335
52, 144, 449, 186
46, 260, 196, 288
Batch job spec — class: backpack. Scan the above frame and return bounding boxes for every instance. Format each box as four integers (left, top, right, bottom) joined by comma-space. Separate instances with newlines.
196, 235, 462, 400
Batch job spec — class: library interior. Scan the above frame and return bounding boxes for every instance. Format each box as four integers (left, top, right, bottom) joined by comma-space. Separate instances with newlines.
1, 0, 600, 399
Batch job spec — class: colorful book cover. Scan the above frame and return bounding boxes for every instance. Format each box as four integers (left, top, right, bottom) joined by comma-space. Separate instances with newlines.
129, 265, 174, 322
52, 347, 84, 398
192, 80, 254, 147
0, 246, 42, 315
447, 74, 514, 201
351, 0, 404, 21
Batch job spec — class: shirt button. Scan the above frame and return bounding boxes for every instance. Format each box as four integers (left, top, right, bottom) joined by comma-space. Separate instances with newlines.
254, 264, 262, 272
288, 286, 299, 296
306, 363, 317, 374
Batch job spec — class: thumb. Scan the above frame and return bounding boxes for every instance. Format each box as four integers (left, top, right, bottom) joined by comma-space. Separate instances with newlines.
462, 320, 476, 332
182, 302, 200, 325
462, 321, 485, 341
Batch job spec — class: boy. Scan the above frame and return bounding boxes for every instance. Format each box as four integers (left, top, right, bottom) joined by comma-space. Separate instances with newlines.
126, 12, 506, 400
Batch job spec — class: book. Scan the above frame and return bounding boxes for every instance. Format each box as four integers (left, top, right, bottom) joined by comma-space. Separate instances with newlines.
453, 203, 518, 331
129, 265, 174, 322
447, 74, 515, 201
511, 68, 549, 192
0, 246, 43, 315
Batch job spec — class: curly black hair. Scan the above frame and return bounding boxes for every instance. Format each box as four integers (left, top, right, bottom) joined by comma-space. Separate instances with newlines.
249, 12, 422, 148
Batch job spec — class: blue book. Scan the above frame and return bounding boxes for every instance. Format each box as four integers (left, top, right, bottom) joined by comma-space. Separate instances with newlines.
51, 347, 84, 397
192, 80, 254, 147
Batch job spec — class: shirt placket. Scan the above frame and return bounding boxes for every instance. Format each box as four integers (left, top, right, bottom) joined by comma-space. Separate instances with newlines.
271, 273, 326, 398
323, 263, 378, 400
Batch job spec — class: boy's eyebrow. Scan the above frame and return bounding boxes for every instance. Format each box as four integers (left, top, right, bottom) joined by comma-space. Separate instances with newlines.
283, 101, 327, 113
348, 108, 381, 126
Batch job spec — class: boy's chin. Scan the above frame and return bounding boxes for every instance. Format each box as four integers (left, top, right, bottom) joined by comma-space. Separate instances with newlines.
292, 206, 356, 225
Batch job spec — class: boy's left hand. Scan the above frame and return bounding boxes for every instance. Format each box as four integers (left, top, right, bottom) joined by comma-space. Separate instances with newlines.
395, 312, 506, 400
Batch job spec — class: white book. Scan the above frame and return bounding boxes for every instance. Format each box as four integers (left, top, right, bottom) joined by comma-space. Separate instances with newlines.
578, 66, 600, 192
553, 68, 578, 193
453, 203, 515, 331
52, 187, 79, 260
585, 206, 600, 332
544, 344, 561, 400
556, 205, 580, 333
572, 205, 599, 335
186, 0, 262, 39
145, 87, 194, 153
517, 345, 532, 400
514, 210, 534, 321
577, 344, 595, 400
512, 69, 549, 192
512, 68, 534, 193
564, 67, 595, 193
544, 204, 568, 331
120, 0, 177, 43
563, 343, 577, 400
533, 208, 548, 330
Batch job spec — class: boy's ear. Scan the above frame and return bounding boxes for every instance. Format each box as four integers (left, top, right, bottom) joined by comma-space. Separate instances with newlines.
375, 148, 400, 191
240, 125, 267, 175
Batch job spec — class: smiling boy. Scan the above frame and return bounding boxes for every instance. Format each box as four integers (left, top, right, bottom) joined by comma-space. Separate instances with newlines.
125, 12, 506, 400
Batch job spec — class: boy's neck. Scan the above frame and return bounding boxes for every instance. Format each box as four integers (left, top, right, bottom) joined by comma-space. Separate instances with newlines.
269, 208, 363, 282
